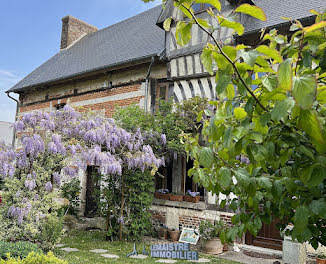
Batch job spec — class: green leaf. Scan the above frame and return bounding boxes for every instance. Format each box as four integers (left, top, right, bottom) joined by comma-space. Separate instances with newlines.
261, 75, 278, 92
299, 166, 313, 184
196, 17, 209, 28
304, 21, 326, 33
217, 16, 244, 36
218, 167, 232, 190
294, 205, 310, 231
258, 177, 272, 190
234, 168, 251, 187
292, 75, 317, 110
226, 84, 235, 99
278, 58, 293, 91
222, 46, 237, 61
270, 97, 295, 121
310, 199, 326, 218
163, 17, 172, 31
256, 45, 283, 63
199, 147, 214, 168
201, 47, 213, 75
317, 86, 326, 104
216, 72, 232, 94
234, 107, 247, 120
298, 110, 324, 146
308, 167, 326, 187
213, 53, 230, 70
176, 22, 192, 46
303, 51, 312, 68
241, 50, 259, 67
234, 4, 267, 21
195, 0, 221, 11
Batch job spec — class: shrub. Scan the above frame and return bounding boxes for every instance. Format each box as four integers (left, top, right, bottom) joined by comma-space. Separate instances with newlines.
0, 251, 67, 264
199, 220, 226, 240
0, 241, 42, 260
39, 215, 63, 251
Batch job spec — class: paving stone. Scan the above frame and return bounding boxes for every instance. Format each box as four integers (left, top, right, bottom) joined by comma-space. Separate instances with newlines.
101, 254, 120, 259
155, 260, 178, 263
55, 244, 65, 248
61, 247, 79, 252
129, 254, 149, 259
188, 258, 210, 263
90, 249, 108, 254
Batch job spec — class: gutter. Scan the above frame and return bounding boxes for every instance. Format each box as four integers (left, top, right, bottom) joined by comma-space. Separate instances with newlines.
144, 56, 155, 112
6, 92, 19, 147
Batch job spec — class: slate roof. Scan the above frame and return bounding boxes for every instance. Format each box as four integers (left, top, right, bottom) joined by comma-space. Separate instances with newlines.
8, 5, 165, 93
241, 0, 326, 34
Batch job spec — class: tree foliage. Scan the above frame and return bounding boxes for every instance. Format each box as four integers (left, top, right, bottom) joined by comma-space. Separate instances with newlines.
162, 0, 326, 247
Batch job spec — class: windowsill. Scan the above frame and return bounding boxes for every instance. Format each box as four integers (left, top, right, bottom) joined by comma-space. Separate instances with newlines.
152, 198, 206, 210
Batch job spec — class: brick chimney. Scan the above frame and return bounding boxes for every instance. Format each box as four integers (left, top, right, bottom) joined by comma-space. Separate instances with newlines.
60, 15, 98, 49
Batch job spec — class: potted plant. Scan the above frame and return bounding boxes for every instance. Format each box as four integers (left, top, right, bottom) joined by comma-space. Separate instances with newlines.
317, 254, 326, 264
199, 220, 225, 255
159, 224, 168, 239
169, 191, 184, 202
154, 189, 170, 200
168, 228, 180, 242
183, 190, 200, 203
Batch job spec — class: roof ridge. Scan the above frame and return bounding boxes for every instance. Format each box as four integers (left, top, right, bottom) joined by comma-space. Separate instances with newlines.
91, 4, 162, 36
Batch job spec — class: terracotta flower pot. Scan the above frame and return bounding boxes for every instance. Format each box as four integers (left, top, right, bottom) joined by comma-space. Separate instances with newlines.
169, 194, 183, 202
201, 238, 223, 255
317, 258, 326, 264
183, 195, 200, 203
154, 192, 170, 200
159, 228, 168, 239
223, 242, 229, 251
168, 230, 180, 242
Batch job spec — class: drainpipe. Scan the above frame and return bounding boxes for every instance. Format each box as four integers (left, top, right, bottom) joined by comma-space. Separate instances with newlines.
6, 92, 19, 147
144, 56, 155, 112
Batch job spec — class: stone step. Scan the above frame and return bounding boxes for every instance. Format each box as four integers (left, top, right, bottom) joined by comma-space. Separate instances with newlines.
237, 244, 283, 258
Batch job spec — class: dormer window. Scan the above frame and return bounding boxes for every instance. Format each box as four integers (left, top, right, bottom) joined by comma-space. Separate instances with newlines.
192, 3, 213, 13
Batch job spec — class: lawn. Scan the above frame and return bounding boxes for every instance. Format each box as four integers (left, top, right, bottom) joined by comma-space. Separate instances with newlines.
54, 231, 239, 264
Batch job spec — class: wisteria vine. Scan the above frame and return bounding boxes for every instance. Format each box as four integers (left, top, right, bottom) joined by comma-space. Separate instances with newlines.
0, 105, 165, 229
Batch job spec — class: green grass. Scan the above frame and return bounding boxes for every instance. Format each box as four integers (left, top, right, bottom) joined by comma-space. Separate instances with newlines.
54, 231, 239, 264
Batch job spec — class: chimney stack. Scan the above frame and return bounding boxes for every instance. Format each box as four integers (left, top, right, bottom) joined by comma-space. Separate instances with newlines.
60, 15, 98, 49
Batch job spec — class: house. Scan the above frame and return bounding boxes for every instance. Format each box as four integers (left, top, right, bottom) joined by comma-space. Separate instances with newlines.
0, 121, 14, 146
7, 0, 325, 255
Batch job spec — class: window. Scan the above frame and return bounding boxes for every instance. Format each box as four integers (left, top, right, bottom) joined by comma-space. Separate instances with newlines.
55, 103, 66, 110
155, 83, 169, 111
192, 3, 213, 13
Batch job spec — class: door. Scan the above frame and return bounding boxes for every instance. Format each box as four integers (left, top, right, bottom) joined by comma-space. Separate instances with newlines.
84, 166, 101, 217
245, 219, 283, 250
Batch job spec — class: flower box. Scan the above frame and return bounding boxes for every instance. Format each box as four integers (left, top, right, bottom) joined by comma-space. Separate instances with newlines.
183, 195, 200, 203
154, 192, 170, 200
169, 194, 183, 202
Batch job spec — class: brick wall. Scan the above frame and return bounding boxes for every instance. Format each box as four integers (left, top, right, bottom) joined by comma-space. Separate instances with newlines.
179, 215, 205, 230
19, 83, 144, 118
151, 210, 166, 229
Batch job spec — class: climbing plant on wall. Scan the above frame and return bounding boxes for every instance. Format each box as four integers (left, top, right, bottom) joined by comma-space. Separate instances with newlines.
0, 106, 164, 244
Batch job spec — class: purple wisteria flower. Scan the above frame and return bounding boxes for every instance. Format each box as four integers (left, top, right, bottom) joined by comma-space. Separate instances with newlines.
161, 134, 167, 145
53, 172, 61, 186
117, 216, 125, 225
45, 182, 53, 192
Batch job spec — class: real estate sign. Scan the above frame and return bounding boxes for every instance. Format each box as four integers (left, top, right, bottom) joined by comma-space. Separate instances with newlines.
150, 243, 198, 260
